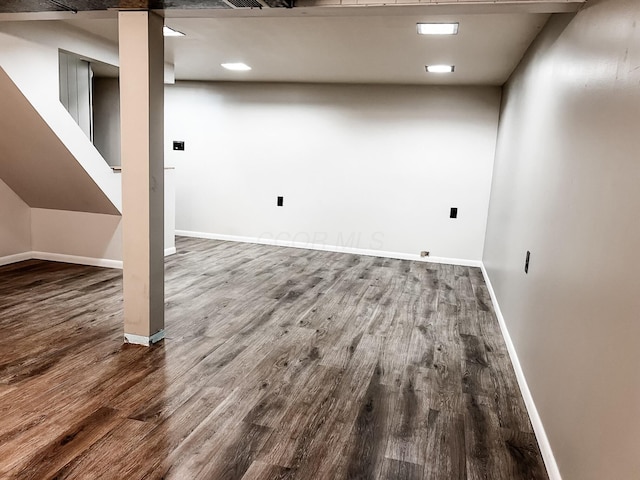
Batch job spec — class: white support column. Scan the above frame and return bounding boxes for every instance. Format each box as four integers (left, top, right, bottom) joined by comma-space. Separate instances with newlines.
118, 11, 165, 346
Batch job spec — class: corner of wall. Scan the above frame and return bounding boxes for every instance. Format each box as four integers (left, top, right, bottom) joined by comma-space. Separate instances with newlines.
30, 208, 123, 267
0, 177, 31, 261
479, 263, 562, 480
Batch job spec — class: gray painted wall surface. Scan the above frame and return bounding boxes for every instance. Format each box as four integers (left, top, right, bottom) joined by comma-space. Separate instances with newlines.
59, 51, 92, 139
166, 82, 501, 262
483, 3, 640, 479
93, 77, 121, 167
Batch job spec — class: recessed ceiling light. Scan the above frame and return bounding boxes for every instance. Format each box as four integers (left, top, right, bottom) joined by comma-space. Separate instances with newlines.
163, 26, 185, 37
417, 23, 459, 35
221, 63, 252, 71
426, 65, 455, 73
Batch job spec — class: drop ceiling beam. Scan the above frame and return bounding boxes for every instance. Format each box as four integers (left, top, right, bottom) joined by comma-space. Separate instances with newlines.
0, 0, 583, 21
295, 0, 584, 11
165, 1, 585, 16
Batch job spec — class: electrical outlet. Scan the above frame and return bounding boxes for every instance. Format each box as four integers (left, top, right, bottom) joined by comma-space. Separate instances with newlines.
173, 141, 185, 151
450, 207, 458, 219
277, 196, 284, 207
420, 251, 430, 257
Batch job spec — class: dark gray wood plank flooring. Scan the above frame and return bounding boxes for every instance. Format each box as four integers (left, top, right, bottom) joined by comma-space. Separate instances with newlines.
0, 237, 549, 479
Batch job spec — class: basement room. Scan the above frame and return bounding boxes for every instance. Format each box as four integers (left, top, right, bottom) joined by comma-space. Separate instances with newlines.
0, 0, 637, 479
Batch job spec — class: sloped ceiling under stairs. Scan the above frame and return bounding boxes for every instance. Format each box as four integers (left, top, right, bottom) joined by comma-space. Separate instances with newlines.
0, 67, 120, 215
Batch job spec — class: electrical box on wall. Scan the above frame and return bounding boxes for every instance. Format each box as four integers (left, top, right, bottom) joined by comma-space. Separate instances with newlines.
277, 196, 284, 207
450, 207, 458, 219
173, 141, 185, 151
525, 251, 531, 274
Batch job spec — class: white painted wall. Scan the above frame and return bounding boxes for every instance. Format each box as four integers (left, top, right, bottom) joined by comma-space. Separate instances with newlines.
164, 168, 176, 255
28, 167, 176, 266
166, 82, 500, 263
0, 178, 30, 261
483, 4, 640, 480
31, 208, 122, 264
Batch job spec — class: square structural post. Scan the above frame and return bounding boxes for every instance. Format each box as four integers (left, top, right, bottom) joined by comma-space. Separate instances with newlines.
119, 11, 165, 346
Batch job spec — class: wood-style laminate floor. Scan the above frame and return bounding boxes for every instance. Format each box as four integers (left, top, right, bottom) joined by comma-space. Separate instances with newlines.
0, 237, 549, 480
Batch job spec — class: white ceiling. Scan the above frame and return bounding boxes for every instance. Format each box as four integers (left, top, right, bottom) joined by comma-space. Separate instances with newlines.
65, 9, 551, 86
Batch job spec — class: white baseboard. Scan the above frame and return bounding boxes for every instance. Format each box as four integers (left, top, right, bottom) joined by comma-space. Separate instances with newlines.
480, 264, 562, 480
175, 230, 482, 268
124, 329, 165, 346
32, 251, 123, 269
0, 251, 32, 267
1, 248, 176, 269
